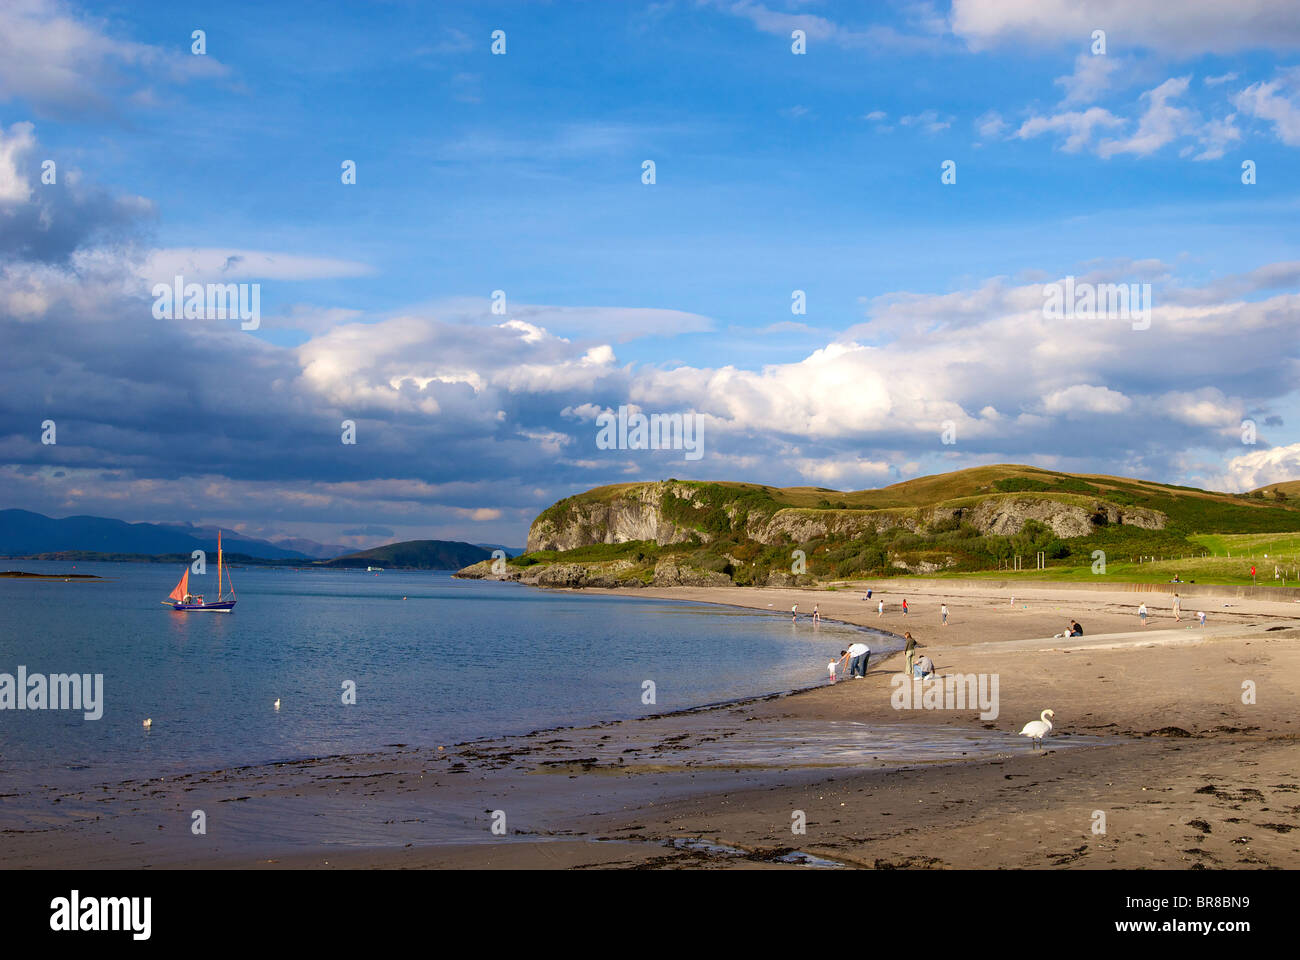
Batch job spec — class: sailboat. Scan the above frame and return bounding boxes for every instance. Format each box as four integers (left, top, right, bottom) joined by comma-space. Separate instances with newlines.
162, 530, 237, 612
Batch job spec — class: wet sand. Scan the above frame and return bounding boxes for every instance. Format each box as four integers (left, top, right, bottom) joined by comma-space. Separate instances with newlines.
3, 581, 1298, 869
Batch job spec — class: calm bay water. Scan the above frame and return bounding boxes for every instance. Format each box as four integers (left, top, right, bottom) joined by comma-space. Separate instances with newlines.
0, 562, 895, 790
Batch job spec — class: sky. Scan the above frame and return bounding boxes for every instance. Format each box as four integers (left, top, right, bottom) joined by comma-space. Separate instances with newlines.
2, 0, 1300, 550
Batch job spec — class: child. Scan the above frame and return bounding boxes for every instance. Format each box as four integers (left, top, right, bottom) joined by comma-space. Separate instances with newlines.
792, 603, 798, 621
941, 603, 948, 626
1172, 593, 1181, 621
829, 650, 846, 683
902, 598, 908, 617
813, 604, 820, 623
878, 599, 885, 617
1138, 602, 1148, 627
1197, 610, 1206, 626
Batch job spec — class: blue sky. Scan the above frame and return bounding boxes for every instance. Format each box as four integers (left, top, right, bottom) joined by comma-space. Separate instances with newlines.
3, 0, 1300, 549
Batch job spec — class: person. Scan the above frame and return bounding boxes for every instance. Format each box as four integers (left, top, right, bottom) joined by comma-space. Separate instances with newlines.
877, 598, 885, 617
1070, 619, 1083, 636
914, 654, 934, 679
829, 651, 845, 682
1172, 593, 1181, 621
1197, 610, 1206, 626
940, 603, 949, 626
902, 598, 909, 617
792, 603, 798, 622
813, 604, 820, 623
904, 632, 918, 677
846, 641, 870, 678
1138, 602, 1148, 627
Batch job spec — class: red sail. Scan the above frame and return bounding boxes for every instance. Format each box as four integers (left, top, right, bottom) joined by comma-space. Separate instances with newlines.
168, 568, 189, 602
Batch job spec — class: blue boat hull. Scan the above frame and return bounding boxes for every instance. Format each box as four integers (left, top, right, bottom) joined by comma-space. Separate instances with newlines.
170, 600, 236, 612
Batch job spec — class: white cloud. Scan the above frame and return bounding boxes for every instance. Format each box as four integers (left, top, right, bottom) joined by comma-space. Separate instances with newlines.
975, 110, 1007, 139
950, 0, 1300, 55
1233, 69, 1300, 146
1216, 442, 1300, 492
1098, 76, 1194, 158
141, 248, 374, 284
900, 110, 953, 133
0, 0, 229, 118
1043, 384, 1132, 415
1014, 106, 1124, 153
0, 121, 35, 205
1055, 52, 1120, 106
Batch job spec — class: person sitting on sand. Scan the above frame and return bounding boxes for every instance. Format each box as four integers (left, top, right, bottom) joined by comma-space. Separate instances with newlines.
1070, 620, 1083, 636
914, 654, 934, 679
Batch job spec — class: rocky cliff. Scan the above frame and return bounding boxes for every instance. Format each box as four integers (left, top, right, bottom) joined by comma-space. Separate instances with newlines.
525, 480, 1166, 552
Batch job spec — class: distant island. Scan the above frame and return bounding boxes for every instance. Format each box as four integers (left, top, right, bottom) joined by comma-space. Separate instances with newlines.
0, 571, 104, 580
321, 540, 492, 570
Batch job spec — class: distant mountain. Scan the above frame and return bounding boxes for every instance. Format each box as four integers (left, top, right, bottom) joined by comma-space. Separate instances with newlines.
321, 540, 492, 570
266, 536, 355, 559
0, 509, 311, 560
474, 543, 523, 557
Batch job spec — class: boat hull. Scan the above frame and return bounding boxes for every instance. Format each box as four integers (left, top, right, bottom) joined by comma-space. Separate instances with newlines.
169, 600, 236, 612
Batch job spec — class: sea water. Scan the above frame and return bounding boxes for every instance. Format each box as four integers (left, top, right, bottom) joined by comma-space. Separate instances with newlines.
0, 563, 895, 790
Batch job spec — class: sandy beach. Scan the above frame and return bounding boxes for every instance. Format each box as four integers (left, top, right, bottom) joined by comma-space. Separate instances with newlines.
4, 580, 1298, 870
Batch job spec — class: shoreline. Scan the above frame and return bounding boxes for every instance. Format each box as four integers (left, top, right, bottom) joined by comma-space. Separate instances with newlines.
3, 579, 1299, 869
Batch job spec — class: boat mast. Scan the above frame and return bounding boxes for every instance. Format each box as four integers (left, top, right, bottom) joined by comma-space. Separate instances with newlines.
217, 530, 223, 600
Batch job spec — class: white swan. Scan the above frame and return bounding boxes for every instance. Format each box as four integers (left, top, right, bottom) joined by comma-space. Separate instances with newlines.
1019, 709, 1054, 750
142, 718, 152, 729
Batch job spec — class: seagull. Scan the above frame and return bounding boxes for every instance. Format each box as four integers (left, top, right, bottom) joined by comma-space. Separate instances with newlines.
142, 718, 152, 729
273, 699, 281, 710
1019, 709, 1054, 750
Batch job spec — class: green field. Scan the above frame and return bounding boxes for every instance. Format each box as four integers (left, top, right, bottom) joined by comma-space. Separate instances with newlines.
901, 554, 1300, 587
1189, 532, 1300, 561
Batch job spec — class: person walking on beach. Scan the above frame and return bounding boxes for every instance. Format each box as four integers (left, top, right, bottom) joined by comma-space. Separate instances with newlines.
1197, 610, 1206, 626
1172, 593, 1182, 621
792, 603, 798, 621
904, 632, 918, 677
878, 598, 885, 617
940, 604, 948, 626
1138, 602, 1148, 627
902, 598, 908, 617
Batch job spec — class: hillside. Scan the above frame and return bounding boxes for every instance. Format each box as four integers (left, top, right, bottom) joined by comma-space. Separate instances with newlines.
1251, 481, 1300, 501
322, 540, 492, 570
458, 465, 1300, 589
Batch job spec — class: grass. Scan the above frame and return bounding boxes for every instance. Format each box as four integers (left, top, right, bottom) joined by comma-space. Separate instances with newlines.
1190, 532, 1300, 559
906, 554, 1300, 587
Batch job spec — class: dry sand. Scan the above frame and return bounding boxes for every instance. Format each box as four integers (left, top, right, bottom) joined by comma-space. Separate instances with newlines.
3, 581, 1298, 869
